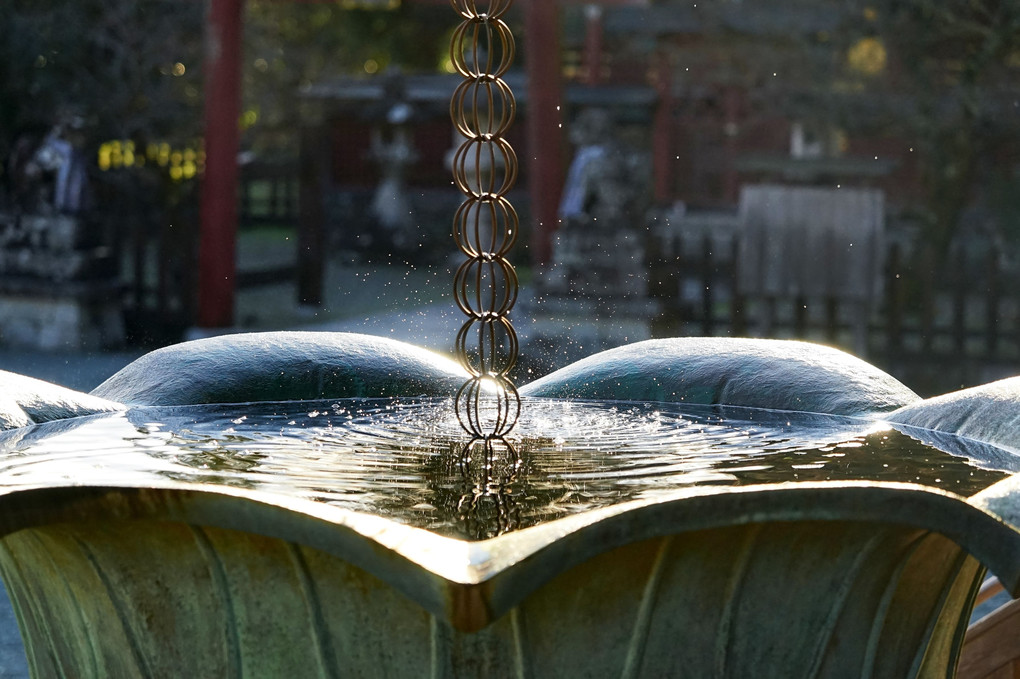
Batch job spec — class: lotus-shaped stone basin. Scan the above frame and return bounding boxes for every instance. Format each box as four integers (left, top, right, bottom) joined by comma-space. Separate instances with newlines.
2, 332, 1020, 678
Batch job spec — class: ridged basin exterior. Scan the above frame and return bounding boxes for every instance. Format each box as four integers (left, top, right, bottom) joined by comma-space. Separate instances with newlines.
3, 335, 1018, 677
0, 481, 1015, 678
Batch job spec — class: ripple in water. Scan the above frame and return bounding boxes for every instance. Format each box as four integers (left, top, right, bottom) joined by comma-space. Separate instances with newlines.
0, 398, 1013, 540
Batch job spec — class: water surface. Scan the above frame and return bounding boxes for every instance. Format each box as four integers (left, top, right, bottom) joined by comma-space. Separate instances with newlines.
0, 398, 1013, 540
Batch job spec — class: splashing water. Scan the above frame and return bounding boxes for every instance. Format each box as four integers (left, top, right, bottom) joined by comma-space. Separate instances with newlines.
0, 398, 1011, 541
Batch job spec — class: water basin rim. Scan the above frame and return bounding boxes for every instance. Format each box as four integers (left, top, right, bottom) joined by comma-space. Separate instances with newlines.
13, 397, 1011, 467
0, 479, 1017, 598
882, 418, 1020, 460
14, 394, 994, 462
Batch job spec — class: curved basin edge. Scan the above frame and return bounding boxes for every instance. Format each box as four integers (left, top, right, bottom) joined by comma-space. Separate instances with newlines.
0, 484, 479, 629
482, 480, 1020, 621
0, 480, 1018, 632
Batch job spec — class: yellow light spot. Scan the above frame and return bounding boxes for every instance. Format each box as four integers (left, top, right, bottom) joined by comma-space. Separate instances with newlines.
364, 59, 379, 74
254, 58, 269, 72
172, 62, 186, 76
863, 7, 878, 21
240, 110, 258, 129
169, 166, 183, 181
847, 37, 887, 76
836, 130, 849, 154
98, 144, 112, 171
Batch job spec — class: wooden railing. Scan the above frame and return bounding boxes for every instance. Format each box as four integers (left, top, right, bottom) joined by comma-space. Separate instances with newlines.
959, 577, 1020, 679
238, 161, 299, 228
647, 230, 1019, 395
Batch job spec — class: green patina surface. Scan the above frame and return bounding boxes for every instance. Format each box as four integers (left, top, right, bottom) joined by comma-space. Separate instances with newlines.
0, 332, 1018, 677
0, 369, 122, 431
89, 332, 468, 406
520, 337, 921, 417
0, 513, 984, 678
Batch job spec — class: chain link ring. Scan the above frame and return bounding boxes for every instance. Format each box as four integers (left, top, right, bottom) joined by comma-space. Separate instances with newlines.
450, 0, 520, 440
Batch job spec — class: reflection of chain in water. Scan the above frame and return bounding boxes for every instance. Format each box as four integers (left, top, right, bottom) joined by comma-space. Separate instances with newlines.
456, 436, 522, 540
449, 0, 521, 439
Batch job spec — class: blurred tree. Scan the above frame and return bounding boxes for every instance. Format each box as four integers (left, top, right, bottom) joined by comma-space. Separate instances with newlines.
838, 0, 1020, 264
665, 0, 1020, 267
242, 1, 453, 157
0, 1, 206, 345
0, 0, 455, 342
0, 0, 204, 169
0, 1, 452, 170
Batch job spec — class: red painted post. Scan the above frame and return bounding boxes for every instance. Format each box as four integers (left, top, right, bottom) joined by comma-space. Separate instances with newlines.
297, 123, 325, 307
197, 0, 244, 328
524, 0, 565, 266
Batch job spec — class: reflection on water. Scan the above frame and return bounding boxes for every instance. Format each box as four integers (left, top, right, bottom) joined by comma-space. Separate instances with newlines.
0, 398, 1014, 541
456, 436, 523, 540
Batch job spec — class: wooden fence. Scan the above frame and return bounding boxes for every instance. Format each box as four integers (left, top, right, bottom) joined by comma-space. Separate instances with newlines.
238, 161, 299, 228
111, 162, 1020, 396
647, 232, 1020, 396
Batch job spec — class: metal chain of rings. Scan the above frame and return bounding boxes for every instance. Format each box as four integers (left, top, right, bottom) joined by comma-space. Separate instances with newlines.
449, 0, 521, 440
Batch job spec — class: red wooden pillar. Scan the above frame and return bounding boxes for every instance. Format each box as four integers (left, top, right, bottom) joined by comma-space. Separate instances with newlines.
524, 0, 564, 266
297, 123, 326, 307
198, 0, 244, 328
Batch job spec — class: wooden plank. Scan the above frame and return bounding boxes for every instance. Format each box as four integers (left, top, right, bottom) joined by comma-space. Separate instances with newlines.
958, 598, 1020, 678
730, 236, 746, 336
987, 244, 1001, 356
701, 236, 714, 335
953, 245, 967, 355
885, 242, 904, 356
976, 578, 1006, 607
